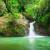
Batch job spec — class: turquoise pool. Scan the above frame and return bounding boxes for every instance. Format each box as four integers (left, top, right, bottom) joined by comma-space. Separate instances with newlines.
0, 37, 50, 50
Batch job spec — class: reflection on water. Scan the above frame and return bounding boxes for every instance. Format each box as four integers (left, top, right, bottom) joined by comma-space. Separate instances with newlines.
0, 37, 50, 50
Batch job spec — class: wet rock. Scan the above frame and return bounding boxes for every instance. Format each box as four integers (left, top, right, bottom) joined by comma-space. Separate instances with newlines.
34, 23, 50, 36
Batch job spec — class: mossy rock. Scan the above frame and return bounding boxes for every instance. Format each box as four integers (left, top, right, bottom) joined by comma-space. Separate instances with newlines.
0, 13, 28, 37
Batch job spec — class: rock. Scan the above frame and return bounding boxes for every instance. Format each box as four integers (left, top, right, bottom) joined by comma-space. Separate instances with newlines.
34, 23, 50, 36
0, 13, 29, 37
15, 13, 29, 36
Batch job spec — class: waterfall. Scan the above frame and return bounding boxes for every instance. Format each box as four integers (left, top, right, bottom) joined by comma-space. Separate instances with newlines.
28, 21, 35, 37
28, 21, 44, 38
28, 21, 36, 43
27, 21, 44, 42
24, 21, 44, 41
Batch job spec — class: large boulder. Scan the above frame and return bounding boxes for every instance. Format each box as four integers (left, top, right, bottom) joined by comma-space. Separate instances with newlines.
0, 13, 29, 37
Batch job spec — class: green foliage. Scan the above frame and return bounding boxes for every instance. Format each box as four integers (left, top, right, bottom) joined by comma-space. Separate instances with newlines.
3, 0, 22, 19
25, 0, 50, 26
0, 0, 7, 16
25, 0, 49, 17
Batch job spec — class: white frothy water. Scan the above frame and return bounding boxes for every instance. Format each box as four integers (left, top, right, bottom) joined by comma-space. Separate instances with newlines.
28, 21, 35, 37
28, 21, 44, 37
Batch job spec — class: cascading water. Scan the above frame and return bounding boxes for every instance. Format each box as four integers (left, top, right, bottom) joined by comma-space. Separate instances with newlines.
28, 21, 36, 37
28, 21, 36, 42
24, 21, 44, 39
27, 21, 44, 50
28, 21, 44, 38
